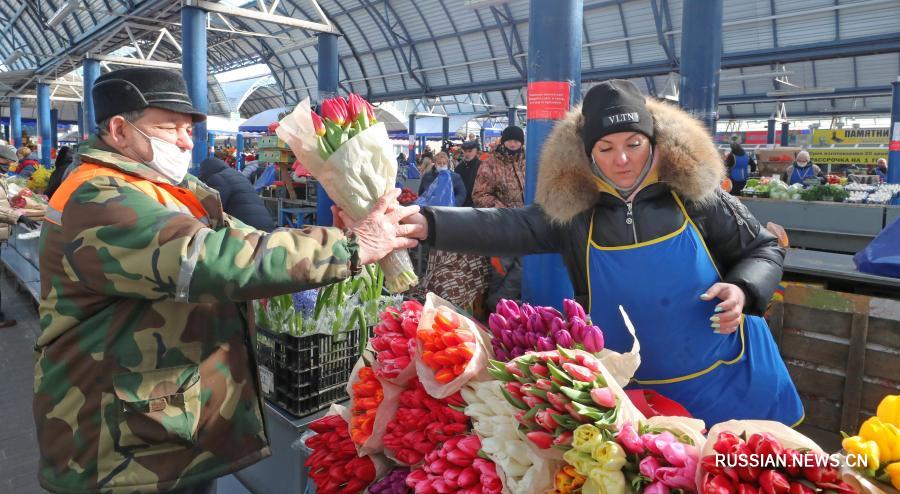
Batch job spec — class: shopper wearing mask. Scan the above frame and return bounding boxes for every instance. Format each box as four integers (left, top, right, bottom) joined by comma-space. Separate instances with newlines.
400, 79, 802, 426
455, 141, 482, 207
35, 67, 419, 494
418, 152, 467, 207
473, 125, 526, 308
784, 150, 824, 186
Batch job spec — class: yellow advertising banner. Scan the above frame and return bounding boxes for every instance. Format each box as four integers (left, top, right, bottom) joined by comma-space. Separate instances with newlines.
807, 148, 887, 165
812, 128, 889, 145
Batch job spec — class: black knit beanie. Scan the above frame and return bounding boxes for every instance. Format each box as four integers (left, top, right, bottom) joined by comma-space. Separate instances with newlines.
500, 125, 525, 145
581, 79, 654, 157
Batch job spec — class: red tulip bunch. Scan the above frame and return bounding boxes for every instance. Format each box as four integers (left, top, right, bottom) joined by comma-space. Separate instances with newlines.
405, 434, 503, 494
371, 301, 423, 382
305, 414, 377, 494
701, 431, 857, 494
383, 378, 469, 466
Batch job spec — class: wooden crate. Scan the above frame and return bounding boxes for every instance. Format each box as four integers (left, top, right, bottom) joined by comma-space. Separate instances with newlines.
258, 149, 295, 164
258, 135, 289, 149
766, 283, 900, 447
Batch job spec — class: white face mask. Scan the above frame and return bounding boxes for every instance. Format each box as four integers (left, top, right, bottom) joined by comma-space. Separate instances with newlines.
796, 161, 809, 167
127, 121, 192, 183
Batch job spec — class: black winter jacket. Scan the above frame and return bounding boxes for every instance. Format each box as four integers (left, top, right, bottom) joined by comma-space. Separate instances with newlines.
198, 158, 275, 231
455, 158, 482, 207
423, 98, 785, 316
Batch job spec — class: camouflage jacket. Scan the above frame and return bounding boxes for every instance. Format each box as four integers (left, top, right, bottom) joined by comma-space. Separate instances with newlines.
35, 136, 352, 493
471, 149, 525, 209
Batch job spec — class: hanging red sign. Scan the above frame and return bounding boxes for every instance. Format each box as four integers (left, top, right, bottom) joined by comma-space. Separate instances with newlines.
527, 81, 571, 120
889, 141, 900, 151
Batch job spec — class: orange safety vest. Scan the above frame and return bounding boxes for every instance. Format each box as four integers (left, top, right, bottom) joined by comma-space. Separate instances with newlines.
44, 163, 208, 226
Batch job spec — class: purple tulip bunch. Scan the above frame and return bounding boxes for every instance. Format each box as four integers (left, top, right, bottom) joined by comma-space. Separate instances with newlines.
368, 467, 412, 494
488, 299, 605, 361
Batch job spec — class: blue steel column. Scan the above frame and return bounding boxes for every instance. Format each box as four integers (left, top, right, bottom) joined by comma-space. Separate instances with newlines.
82, 58, 101, 138
479, 126, 485, 150
678, 0, 723, 133
37, 83, 51, 166
76, 102, 84, 143
507, 108, 517, 127
182, 6, 208, 176
442, 116, 450, 143
316, 33, 339, 226
408, 115, 417, 165
236, 132, 244, 171
522, 0, 581, 307
50, 109, 59, 150
887, 80, 900, 185
10, 98, 22, 148
781, 122, 790, 147
767, 118, 776, 145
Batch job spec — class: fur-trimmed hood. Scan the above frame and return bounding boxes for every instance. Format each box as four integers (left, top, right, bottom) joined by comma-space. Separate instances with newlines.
536, 98, 724, 224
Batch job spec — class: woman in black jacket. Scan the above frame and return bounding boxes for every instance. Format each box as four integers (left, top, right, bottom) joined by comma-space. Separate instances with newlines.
198, 157, 275, 231
396, 80, 802, 426
45, 146, 75, 199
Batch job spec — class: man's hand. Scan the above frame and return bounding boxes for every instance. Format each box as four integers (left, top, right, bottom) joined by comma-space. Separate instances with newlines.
701, 282, 746, 334
332, 189, 424, 265
17, 216, 39, 230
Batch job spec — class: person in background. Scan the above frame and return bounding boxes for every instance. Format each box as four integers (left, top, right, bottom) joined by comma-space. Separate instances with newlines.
16, 146, 40, 179
725, 142, 756, 195
240, 159, 260, 182
875, 158, 888, 182
783, 150, 824, 186
198, 156, 275, 231
472, 125, 526, 309
455, 140, 482, 207
44, 146, 75, 199
418, 152, 466, 207
418, 156, 434, 178
0, 145, 41, 328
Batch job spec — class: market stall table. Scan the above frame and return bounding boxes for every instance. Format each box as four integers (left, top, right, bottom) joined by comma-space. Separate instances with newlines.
783, 248, 900, 297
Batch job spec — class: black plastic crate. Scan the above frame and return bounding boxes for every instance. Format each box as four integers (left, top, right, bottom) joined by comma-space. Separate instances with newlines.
255, 324, 362, 417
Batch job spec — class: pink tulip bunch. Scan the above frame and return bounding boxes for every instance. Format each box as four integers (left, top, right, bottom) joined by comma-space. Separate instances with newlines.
616, 422, 700, 493
405, 434, 503, 494
312, 93, 377, 159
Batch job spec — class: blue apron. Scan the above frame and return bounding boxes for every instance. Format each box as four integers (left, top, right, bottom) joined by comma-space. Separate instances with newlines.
730, 154, 750, 182
587, 193, 804, 426
789, 165, 814, 185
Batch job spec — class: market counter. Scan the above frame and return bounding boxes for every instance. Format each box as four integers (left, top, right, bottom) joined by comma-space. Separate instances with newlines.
234, 401, 336, 494
739, 197, 898, 254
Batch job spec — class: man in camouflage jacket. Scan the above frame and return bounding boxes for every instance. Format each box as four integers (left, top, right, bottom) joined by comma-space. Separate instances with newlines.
34, 68, 419, 494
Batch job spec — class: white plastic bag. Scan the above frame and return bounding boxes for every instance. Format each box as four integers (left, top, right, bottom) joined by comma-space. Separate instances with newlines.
596, 306, 642, 388
345, 357, 403, 456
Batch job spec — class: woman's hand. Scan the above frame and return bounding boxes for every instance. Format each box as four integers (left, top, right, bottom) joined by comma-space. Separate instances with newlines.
700, 282, 746, 334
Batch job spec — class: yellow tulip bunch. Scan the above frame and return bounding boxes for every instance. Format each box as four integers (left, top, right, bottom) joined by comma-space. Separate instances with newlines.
842, 395, 900, 490
563, 424, 628, 494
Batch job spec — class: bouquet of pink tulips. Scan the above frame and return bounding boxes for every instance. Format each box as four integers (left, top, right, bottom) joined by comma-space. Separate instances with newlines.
277, 94, 418, 293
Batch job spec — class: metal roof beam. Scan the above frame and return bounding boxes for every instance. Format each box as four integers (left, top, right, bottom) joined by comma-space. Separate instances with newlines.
90, 54, 181, 69
720, 86, 890, 105
184, 0, 336, 33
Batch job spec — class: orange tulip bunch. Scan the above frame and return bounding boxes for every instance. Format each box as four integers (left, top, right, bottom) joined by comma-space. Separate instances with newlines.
350, 367, 384, 445
417, 308, 477, 384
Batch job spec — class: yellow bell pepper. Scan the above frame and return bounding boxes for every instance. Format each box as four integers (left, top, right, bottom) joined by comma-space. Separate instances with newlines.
877, 395, 900, 427
842, 435, 880, 471
884, 462, 900, 491
859, 417, 900, 463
